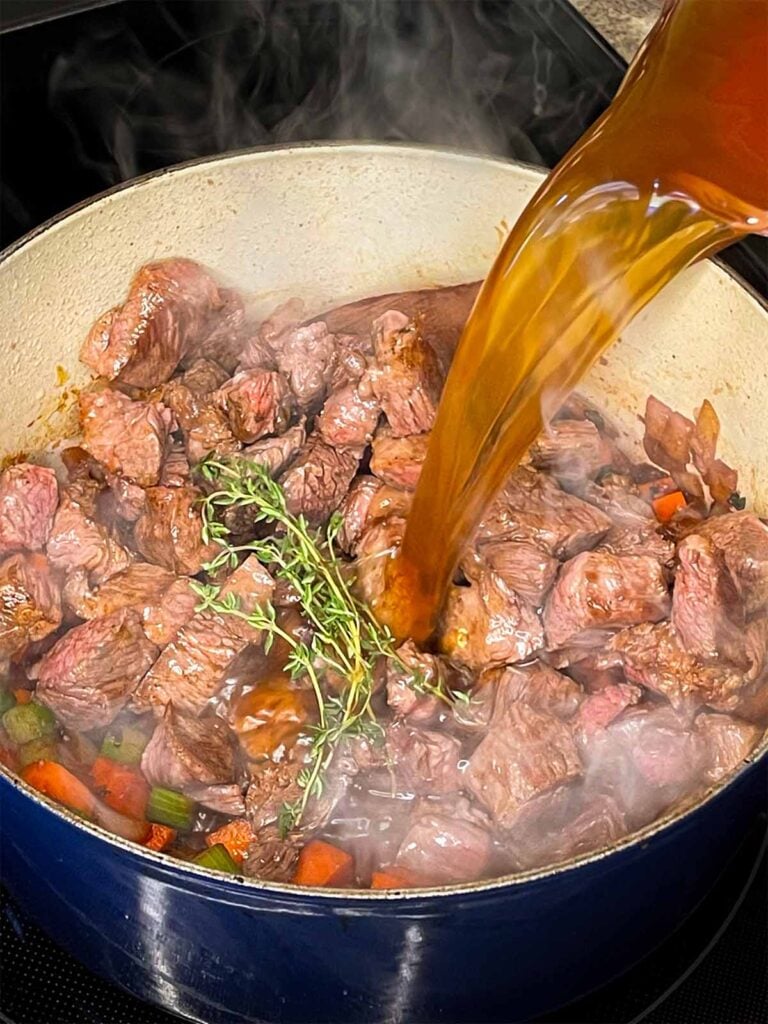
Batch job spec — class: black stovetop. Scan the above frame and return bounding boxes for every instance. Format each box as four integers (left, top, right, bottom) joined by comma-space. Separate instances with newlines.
0, 3, 766, 1022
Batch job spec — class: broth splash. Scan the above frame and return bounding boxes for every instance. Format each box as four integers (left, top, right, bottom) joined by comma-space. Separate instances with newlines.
383, 0, 768, 642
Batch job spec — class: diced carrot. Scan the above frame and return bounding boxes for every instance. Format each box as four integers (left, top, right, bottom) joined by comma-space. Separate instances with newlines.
293, 839, 354, 887
22, 760, 96, 817
370, 867, 421, 890
12, 689, 32, 705
652, 490, 687, 523
143, 823, 176, 852
90, 756, 150, 820
206, 819, 255, 865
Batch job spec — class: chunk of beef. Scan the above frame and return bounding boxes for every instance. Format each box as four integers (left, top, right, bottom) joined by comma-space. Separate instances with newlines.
319, 282, 479, 372
643, 395, 695, 472
329, 333, 373, 390
385, 721, 463, 795
187, 782, 246, 816
317, 378, 381, 448
476, 466, 611, 559
396, 803, 492, 884
370, 429, 429, 490
464, 539, 558, 607
695, 512, 768, 616
596, 523, 674, 566
573, 683, 642, 740
47, 481, 133, 584
384, 640, 461, 723
0, 464, 58, 555
186, 288, 248, 373
238, 298, 305, 372
79, 389, 173, 486
160, 446, 191, 488
279, 436, 361, 526
34, 608, 157, 730
609, 621, 747, 711
529, 419, 613, 487
369, 311, 442, 437
141, 576, 198, 646
336, 476, 384, 556
508, 787, 628, 871
245, 757, 303, 833
62, 562, 177, 620
243, 826, 302, 882
0, 553, 62, 658
108, 475, 148, 522
440, 571, 544, 671
354, 516, 406, 610
132, 557, 274, 714
694, 712, 762, 783
141, 703, 236, 789
544, 552, 670, 650
495, 663, 583, 720
162, 379, 241, 465
467, 698, 581, 828
239, 421, 307, 477
80, 258, 224, 387
579, 477, 656, 529
215, 369, 294, 444
177, 358, 230, 395
134, 486, 217, 576
611, 706, 705, 792
273, 321, 337, 412
671, 532, 744, 662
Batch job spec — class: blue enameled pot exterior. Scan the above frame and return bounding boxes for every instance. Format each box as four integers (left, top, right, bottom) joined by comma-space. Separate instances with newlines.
1, 756, 766, 1024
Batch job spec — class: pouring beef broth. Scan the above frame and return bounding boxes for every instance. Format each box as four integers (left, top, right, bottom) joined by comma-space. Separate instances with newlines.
2, 0, 767, 887
0, 256, 766, 886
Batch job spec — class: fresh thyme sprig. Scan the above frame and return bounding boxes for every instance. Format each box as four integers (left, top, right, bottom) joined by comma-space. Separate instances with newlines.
194, 456, 468, 835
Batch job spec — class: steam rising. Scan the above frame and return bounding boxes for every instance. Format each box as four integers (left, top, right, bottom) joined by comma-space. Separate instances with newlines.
48, 0, 547, 185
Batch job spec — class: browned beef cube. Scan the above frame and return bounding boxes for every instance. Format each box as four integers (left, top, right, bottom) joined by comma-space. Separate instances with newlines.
141, 576, 199, 646
336, 475, 384, 556
273, 321, 338, 412
215, 369, 294, 443
495, 663, 583, 720
579, 477, 656, 529
384, 640, 458, 723
611, 706, 705, 792
34, 607, 158, 730
440, 571, 544, 670
177, 358, 230, 395
544, 552, 670, 649
385, 721, 463, 795
141, 704, 236, 790
62, 562, 178, 620
187, 783, 246, 816
0, 553, 62, 658
476, 466, 611, 558
466, 700, 582, 828
466, 539, 558, 607
572, 683, 642, 740
243, 826, 302, 882
163, 379, 241, 465
80, 259, 224, 387
642, 395, 694, 472
370, 311, 442, 437
396, 805, 492, 884
245, 758, 303, 833
160, 446, 191, 488
316, 379, 381, 448
240, 421, 307, 477
695, 512, 768, 616
529, 419, 613, 487
354, 516, 407, 610
0, 464, 59, 555
79, 388, 173, 487
370, 429, 430, 490
694, 712, 762, 782
279, 436, 361, 526
329, 333, 373, 390
134, 486, 217, 576
132, 557, 274, 714
609, 621, 748, 711
596, 523, 674, 566
47, 481, 133, 584
186, 288, 248, 372
672, 532, 744, 662
108, 475, 148, 522
238, 298, 305, 372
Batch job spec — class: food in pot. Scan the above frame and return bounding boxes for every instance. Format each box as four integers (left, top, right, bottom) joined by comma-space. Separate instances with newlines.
0, 258, 765, 888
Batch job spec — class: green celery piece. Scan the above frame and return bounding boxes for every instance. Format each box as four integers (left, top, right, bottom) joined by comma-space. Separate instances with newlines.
17, 736, 59, 769
147, 786, 195, 830
193, 843, 239, 874
100, 725, 149, 765
2, 703, 56, 746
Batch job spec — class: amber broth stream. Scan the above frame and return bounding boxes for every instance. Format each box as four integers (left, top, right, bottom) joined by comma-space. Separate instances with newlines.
382, 0, 768, 642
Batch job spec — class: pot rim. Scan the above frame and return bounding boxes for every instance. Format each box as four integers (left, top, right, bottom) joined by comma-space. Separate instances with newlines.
1, 140, 766, 901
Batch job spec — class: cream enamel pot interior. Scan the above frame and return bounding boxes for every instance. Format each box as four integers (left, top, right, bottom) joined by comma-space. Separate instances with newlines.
0, 144, 766, 1024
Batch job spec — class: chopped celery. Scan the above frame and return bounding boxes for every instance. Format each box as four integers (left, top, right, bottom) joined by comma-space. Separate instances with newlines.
100, 724, 149, 765
3, 703, 56, 746
147, 786, 195, 830
193, 843, 239, 874
17, 736, 59, 768
0, 689, 15, 716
